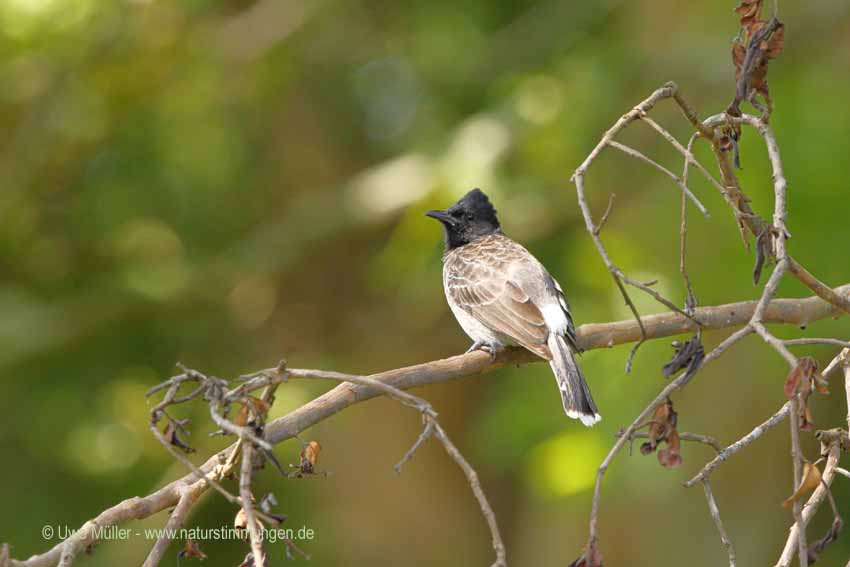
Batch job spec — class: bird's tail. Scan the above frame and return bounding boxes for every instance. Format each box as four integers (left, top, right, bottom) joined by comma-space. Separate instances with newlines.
547, 333, 600, 426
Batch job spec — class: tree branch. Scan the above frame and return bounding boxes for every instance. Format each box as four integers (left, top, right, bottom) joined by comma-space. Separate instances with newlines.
8, 284, 849, 567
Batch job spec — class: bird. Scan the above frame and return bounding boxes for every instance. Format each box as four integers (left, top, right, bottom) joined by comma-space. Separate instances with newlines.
426, 188, 600, 426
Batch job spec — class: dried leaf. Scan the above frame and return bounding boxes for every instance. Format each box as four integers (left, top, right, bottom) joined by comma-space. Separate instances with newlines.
782, 462, 822, 509
808, 517, 843, 564
734, 0, 762, 30
237, 550, 267, 567
569, 544, 603, 567
287, 440, 325, 478
646, 399, 675, 449
300, 441, 322, 474
657, 448, 683, 469
657, 429, 683, 469
246, 397, 271, 416
784, 357, 818, 399
234, 404, 251, 427
257, 493, 286, 526
234, 508, 248, 534
163, 421, 195, 454
234, 504, 263, 538
800, 403, 815, 432
731, 41, 747, 70
729, 17, 784, 117
638, 399, 684, 468
235, 397, 272, 427
753, 228, 773, 284
761, 22, 785, 59
814, 377, 830, 396
662, 336, 704, 381
177, 538, 207, 562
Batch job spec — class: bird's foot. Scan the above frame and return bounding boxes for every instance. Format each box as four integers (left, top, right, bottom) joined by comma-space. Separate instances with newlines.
465, 340, 499, 362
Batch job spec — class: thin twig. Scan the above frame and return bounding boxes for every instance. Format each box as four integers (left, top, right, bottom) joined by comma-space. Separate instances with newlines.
775, 444, 842, 566
586, 324, 753, 560
141, 482, 204, 567
783, 338, 850, 349
607, 140, 709, 216
702, 479, 737, 567
685, 402, 791, 487
616, 429, 722, 453
680, 132, 700, 312
9, 288, 850, 567
239, 443, 266, 567
286, 368, 506, 566
432, 420, 507, 567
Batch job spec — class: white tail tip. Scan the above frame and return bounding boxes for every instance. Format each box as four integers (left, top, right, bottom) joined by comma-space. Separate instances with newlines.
566, 410, 602, 427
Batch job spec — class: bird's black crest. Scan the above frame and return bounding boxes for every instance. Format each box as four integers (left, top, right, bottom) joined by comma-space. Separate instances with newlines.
426, 188, 502, 249
449, 188, 499, 226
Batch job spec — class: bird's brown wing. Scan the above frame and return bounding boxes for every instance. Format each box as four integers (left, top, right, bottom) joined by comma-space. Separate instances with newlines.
446, 241, 552, 359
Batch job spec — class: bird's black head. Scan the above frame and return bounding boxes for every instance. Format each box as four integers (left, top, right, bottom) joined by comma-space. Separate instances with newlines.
426, 188, 501, 249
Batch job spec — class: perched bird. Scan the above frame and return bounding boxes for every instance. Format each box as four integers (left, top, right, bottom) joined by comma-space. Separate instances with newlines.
426, 188, 600, 426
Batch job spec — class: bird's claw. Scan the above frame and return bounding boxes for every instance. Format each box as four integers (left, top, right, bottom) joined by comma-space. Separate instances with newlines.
466, 340, 498, 362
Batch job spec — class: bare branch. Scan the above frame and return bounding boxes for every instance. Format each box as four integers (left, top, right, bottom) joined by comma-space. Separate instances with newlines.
141, 482, 204, 567
616, 429, 722, 453
784, 338, 850, 349
685, 402, 791, 487
432, 420, 507, 567
775, 442, 843, 566
607, 140, 709, 216
288, 364, 506, 567
8, 287, 850, 567
702, 479, 737, 567
239, 443, 266, 567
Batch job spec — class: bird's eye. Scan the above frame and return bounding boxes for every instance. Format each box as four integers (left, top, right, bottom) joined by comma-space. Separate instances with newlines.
465, 214, 474, 222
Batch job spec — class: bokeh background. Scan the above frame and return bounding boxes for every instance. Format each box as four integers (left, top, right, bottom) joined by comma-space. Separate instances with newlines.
2, 1, 850, 565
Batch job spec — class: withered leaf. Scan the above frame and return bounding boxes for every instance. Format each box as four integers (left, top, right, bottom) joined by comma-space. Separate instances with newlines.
734, 0, 762, 30
782, 462, 822, 509
234, 507, 248, 534
287, 440, 325, 478
800, 403, 815, 432
234, 504, 264, 538
235, 397, 272, 427
637, 399, 685, 469
784, 357, 818, 399
647, 399, 676, 448
729, 17, 784, 117
257, 493, 286, 525
814, 377, 830, 396
761, 22, 785, 59
662, 336, 704, 382
658, 429, 683, 469
753, 228, 772, 284
177, 538, 207, 562
808, 517, 843, 564
237, 550, 267, 567
300, 441, 322, 474
568, 544, 603, 567
235, 404, 251, 427
163, 421, 195, 454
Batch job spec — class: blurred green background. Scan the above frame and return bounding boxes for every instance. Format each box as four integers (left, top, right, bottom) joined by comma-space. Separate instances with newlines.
2, 1, 849, 565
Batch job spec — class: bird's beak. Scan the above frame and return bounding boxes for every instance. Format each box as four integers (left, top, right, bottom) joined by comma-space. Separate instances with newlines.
425, 209, 456, 226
